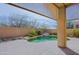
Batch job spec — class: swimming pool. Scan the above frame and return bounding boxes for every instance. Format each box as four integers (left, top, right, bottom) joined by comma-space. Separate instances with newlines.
28, 35, 57, 42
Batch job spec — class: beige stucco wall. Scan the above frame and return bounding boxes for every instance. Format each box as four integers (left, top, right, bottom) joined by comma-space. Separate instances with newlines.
0, 27, 32, 38
46, 29, 73, 36
45, 29, 57, 34
0, 27, 74, 38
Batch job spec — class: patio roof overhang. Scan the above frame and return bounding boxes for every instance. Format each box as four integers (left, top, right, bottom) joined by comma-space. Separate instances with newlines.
6, 3, 78, 48
7, 3, 77, 20
6, 3, 53, 20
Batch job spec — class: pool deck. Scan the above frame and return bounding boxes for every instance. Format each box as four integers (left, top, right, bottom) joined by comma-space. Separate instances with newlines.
0, 38, 79, 55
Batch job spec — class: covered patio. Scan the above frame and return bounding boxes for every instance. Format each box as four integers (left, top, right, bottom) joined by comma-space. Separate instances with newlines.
0, 3, 79, 55
7, 3, 78, 47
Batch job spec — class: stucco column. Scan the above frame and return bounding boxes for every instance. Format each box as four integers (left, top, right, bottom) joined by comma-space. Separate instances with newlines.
57, 6, 67, 48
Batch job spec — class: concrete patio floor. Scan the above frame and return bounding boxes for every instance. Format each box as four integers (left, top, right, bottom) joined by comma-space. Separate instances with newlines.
0, 38, 79, 55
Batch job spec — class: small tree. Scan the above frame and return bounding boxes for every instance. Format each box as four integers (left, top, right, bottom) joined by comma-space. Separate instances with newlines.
41, 23, 48, 29
9, 14, 29, 27
29, 19, 40, 29
39, 23, 49, 34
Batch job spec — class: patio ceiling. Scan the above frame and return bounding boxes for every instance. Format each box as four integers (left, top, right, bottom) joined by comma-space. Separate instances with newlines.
7, 3, 53, 19
7, 3, 77, 20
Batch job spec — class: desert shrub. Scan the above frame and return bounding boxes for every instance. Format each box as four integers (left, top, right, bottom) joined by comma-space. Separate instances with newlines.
73, 29, 79, 37
37, 30, 41, 35
67, 29, 73, 37
28, 29, 38, 37
36, 29, 44, 35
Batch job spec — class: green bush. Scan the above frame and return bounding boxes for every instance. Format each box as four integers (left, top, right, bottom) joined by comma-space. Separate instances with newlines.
28, 29, 38, 37
73, 29, 79, 37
